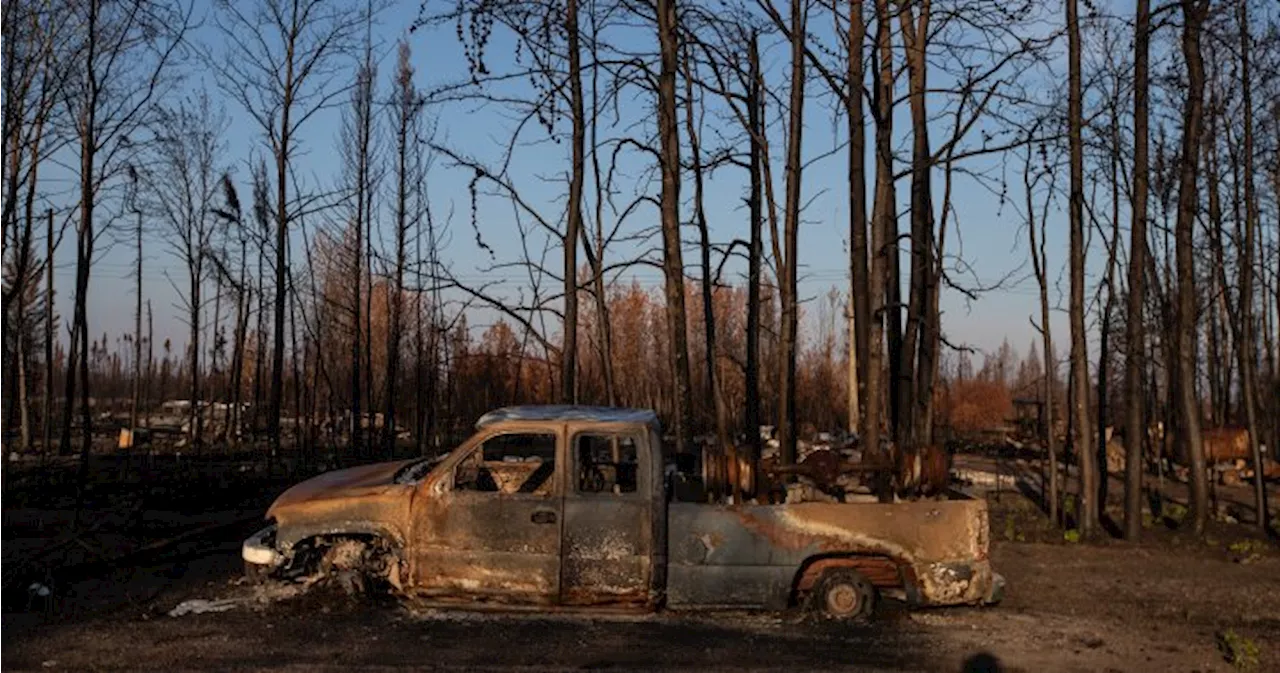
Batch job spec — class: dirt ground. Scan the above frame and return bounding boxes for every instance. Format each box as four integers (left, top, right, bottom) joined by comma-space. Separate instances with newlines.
3, 458, 1279, 672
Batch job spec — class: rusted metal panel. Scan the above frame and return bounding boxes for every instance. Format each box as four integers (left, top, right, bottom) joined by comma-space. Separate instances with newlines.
409, 418, 664, 605
410, 455, 563, 603
267, 461, 416, 549
271, 460, 416, 509
560, 494, 651, 603
667, 500, 993, 607
667, 564, 794, 609
794, 557, 901, 591
413, 493, 561, 588
561, 497, 652, 606
559, 423, 659, 607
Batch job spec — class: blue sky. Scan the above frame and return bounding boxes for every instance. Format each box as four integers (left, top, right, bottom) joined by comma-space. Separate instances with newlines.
57, 0, 1104, 373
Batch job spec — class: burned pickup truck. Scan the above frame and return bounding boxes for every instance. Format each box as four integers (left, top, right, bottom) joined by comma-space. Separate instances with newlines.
243, 406, 1002, 619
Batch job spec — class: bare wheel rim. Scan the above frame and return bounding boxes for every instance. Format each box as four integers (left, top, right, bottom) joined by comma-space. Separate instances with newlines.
825, 582, 860, 616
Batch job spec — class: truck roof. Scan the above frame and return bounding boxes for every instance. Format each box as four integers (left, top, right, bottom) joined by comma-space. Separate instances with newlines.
475, 405, 660, 430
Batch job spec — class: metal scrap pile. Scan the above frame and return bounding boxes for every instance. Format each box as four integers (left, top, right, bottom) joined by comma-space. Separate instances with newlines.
694, 428, 951, 505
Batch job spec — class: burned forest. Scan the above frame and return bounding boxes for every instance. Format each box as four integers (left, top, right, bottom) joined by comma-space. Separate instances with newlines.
4, 0, 1280, 671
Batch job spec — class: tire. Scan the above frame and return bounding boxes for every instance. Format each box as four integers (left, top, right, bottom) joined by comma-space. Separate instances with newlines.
809, 568, 876, 621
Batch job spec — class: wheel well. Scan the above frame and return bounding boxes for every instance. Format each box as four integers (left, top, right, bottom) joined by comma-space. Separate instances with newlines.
285, 533, 402, 580
791, 554, 903, 605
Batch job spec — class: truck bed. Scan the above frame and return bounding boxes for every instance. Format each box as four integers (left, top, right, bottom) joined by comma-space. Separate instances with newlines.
666, 498, 996, 609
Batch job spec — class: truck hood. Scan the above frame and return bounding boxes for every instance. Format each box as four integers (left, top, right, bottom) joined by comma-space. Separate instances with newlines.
268, 460, 416, 512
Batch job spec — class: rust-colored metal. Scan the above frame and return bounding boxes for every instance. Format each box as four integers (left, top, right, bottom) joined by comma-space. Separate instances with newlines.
254, 405, 1000, 613
795, 556, 902, 591
666, 499, 995, 607
754, 443, 948, 500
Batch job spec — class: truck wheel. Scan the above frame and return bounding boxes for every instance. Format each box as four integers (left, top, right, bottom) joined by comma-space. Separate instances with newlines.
810, 568, 876, 621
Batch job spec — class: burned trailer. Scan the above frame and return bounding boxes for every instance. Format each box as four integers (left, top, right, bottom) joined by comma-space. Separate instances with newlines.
244, 405, 1003, 619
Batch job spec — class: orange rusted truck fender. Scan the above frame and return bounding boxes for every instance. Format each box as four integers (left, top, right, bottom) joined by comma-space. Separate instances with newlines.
245, 460, 423, 571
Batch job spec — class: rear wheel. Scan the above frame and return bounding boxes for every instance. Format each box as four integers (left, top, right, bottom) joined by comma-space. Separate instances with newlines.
809, 568, 876, 621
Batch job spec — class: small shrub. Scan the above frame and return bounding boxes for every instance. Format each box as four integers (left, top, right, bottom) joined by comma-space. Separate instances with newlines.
1141, 511, 1155, 529
1165, 502, 1188, 524
1063, 529, 1081, 543
1228, 539, 1267, 556
1216, 630, 1260, 672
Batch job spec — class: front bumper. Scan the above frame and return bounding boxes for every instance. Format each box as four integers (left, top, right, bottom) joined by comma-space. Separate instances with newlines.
242, 524, 283, 569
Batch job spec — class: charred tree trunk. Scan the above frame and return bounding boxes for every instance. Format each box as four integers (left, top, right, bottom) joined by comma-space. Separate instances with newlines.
349, 51, 375, 457
683, 43, 727, 444
131, 208, 142, 440
386, 43, 417, 457
1026, 151, 1059, 524
585, 8, 615, 406
1234, 0, 1266, 530
873, 0, 902, 449
145, 301, 153, 429
848, 0, 875, 449
561, 0, 585, 405
1097, 95, 1123, 512
745, 31, 763, 449
656, 0, 693, 455
1066, 0, 1097, 537
1174, 0, 1210, 535
1123, 0, 1151, 540
42, 209, 53, 456
189, 270, 202, 450
71, 0, 102, 520
230, 249, 247, 446
777, 0, 808, 468
898, 0, 933, 448
16, 298, 31, 452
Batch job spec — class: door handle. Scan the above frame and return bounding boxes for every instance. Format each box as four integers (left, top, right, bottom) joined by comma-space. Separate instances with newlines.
531, 510, 557, 525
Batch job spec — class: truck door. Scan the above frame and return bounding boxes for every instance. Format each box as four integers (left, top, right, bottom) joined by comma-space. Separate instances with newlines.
413, 429, 562, 604
560, 426, 653, 607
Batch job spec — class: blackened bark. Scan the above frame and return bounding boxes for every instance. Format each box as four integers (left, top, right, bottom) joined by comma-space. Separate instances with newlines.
563, 0, 584, 405
777, 0, 808, 468
656, 0, 693, 455
848, 0, 874, 449
873, 0, 902, 449
898, 0, 933, 448
1123, 0, 1150, 541
683, 42, 727, 443
1066, 0, 1097, 537
1235, 0, 1266, 530
745, 32, 763, 448
1025, 152, 1059, 524
1174, 0, 1210, 535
